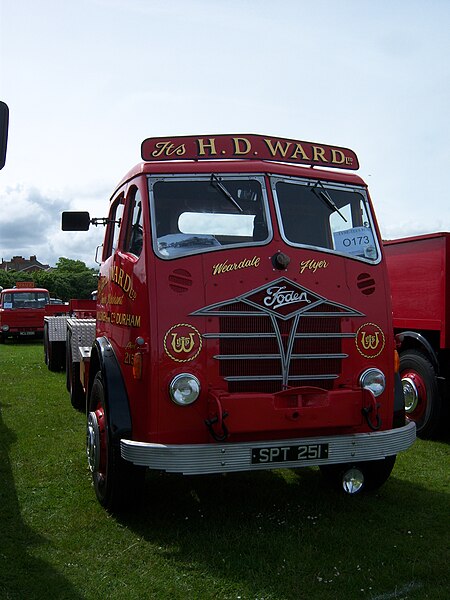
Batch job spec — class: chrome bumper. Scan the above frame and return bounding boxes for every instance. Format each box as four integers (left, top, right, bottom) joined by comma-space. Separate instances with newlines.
120, 421, 416, 475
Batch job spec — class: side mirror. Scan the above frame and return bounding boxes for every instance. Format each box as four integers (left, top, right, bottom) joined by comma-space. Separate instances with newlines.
62, 211, 91, 231
0, 101, 9, 170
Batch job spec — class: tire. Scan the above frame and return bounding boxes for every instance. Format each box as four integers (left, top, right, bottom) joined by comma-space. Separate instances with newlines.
400, 349, 442, 439
47, 341, 65, 372
44, 322, 50, 366
320, 456, 396, 494
87, 372, 145, 511
66, 331, 85, 411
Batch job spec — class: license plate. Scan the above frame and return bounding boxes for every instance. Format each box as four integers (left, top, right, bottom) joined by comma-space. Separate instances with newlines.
19, 331, 35, 336
251, 443, 329, 464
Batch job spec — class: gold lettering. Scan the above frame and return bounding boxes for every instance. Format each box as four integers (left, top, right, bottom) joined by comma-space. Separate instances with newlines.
263, 139, 291, 157
312, 146, 327, 162
331, 149, 345, 164
171, 332, 195, 353
233, 137, 251, 155
197, 138, 217, 155
290, 143, 310, 161
123, 273, 131, 293
151, 141, 173, 157
151, 141, 185, 157
299, 259, 329, 274
212, 255, 260, 276
361, 331, 380, 350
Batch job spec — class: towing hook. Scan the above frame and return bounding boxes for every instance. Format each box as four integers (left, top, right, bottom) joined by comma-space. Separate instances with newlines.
205, 412, 229, 442
205, 392, 230, 441
362, 403, 382, 431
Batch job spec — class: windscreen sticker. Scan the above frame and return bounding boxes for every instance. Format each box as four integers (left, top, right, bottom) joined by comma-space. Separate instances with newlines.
164, 323, 202, 362
333, 227, 377, 259
355, 322, 385, 358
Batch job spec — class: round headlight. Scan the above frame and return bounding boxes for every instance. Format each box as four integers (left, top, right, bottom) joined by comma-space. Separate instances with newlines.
359, 368, 385, 397
1, 324, 9, 332
169, 373, 200, 406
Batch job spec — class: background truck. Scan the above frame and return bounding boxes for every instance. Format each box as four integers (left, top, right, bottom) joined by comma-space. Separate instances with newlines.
0, 284, 63, 342
384, 232, 450, 438
61, 133, 415, 510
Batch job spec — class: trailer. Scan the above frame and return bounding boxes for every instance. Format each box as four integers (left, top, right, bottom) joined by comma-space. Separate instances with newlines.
43, 299, 96, 372
61, 133, 415, 510
384, 232, 450, 438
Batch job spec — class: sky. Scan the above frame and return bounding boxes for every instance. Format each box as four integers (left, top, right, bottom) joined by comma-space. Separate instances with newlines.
0, 0, 449, 268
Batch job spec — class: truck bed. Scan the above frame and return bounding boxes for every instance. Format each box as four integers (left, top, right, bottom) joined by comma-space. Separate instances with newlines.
384, 232, 450, 348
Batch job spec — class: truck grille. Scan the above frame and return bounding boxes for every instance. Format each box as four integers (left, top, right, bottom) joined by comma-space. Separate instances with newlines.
217, 314, 346, 393
194, 278, 362, 394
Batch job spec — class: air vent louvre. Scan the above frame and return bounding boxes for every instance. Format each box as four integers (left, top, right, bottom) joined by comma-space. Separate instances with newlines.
169, 269, 192, 293
356, 272, 375, 295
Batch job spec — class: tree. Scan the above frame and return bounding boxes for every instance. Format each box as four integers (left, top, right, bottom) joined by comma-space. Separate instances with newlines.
34, 258, 98, 301
0, 270, 14, 289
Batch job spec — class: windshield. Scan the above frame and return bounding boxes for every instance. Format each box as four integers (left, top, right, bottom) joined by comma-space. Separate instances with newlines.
150, 175, 270, 258
1, 291, 50, 309
272, 177, 379, 262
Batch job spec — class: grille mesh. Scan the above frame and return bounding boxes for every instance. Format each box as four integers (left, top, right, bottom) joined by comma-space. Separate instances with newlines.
218, 315, 344, 393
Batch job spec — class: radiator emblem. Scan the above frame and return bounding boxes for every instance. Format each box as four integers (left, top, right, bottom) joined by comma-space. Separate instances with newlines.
355, 322, 385, 358
164, 323, 202, 362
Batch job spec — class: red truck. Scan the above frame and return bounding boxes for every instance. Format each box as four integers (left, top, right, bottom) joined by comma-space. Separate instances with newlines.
0, 285, 60, 342
384, 232, 450, 438
61, 133, 415, 510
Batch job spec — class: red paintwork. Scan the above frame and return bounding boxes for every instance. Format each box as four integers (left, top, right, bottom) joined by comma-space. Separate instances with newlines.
95, 155, 396, 446
384, 233, 450, 348
68, 298, 96, 318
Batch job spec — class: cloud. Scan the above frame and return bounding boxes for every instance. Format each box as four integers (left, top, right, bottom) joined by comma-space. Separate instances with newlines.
0, 184, 105, 268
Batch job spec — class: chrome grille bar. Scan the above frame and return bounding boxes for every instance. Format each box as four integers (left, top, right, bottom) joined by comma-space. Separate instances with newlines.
215, 353, 348, 360
224, 374, 339, 382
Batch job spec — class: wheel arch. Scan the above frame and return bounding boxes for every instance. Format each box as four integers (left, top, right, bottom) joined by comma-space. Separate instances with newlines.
396, 330, 439, 374
89, 336, 132, 445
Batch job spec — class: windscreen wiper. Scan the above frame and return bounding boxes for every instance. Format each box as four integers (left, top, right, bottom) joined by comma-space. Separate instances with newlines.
210, 174, 244, 213
312, 181, 347, 222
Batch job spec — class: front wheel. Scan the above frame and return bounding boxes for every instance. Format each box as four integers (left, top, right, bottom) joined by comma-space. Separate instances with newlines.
320, 455, 396, 494
87, 372, 145, 511
400, 349, 442, 439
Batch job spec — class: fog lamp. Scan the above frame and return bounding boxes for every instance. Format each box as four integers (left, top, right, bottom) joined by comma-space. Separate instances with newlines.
342, 467, 365, 494
169, 373, 200, 406
359, 368, 385, 397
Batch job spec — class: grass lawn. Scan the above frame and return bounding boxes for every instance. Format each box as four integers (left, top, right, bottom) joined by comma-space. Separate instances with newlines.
0, 342, 449, 599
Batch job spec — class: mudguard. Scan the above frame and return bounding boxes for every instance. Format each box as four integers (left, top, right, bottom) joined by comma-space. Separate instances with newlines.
90, 336, 132, 445
397, 331, 439, 374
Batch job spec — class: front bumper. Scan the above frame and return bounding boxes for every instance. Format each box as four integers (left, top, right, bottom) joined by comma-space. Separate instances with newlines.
120, 421, 416, 475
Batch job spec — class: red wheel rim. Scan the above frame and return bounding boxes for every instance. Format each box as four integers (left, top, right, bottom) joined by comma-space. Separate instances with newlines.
401, 369, 427, 423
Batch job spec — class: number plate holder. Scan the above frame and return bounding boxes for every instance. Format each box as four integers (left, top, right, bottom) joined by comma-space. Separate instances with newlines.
251, 443, 329, 464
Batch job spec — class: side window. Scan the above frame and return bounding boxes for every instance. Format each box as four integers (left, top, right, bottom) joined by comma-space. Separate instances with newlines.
124, 187, 144, 257
103, 193, 125, 259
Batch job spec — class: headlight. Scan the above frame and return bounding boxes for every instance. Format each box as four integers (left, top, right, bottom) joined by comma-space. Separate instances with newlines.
359, 368, 385, 397
1, 324, 9, 332
169, 373, 201, 406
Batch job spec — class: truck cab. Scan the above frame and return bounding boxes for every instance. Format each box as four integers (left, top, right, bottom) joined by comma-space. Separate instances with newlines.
0, 286, 51, 341
63, 134, 415, 510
